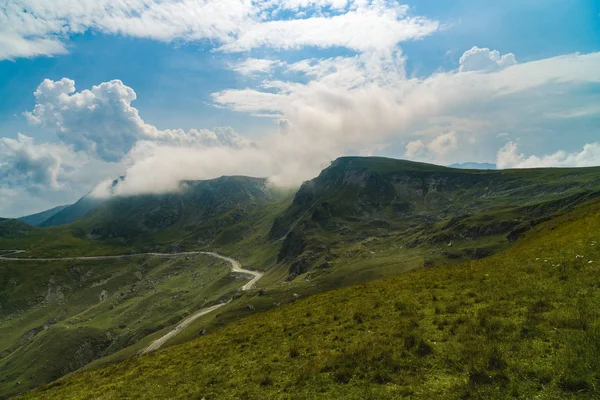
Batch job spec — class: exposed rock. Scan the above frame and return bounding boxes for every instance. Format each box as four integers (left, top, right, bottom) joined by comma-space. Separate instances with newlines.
99, 289, 109, 303
277, 231, 305, 262
44, 284, 65, 303
289, 258, 310, 276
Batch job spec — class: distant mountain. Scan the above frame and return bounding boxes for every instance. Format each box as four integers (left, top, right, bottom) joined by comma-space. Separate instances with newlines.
40, 194, 104, 227
18, 205, 70, 226
40, 177, 125, 227
70, 175, 278, 246
449, 162, 497, 170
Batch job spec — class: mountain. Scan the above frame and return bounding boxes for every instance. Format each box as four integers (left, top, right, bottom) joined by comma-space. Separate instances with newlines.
271, 157, 600, 279
39, 178, 126, 228
70, 176, 278, 246
4, 157, 600, 398
39, 195, 103, 227
0, 218, 34, 238
25, 195, 600, 400
449, 162, 497, 169
18, 205, 70, 227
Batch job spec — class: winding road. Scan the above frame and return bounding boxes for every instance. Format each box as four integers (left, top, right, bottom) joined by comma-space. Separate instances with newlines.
0, 249, 263, 354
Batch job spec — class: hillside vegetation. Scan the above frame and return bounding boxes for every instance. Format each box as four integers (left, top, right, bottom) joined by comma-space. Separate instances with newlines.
271, 157, 600, 280
23, 197, 600, 399
0, 254, 243, 397
3, 157, 600, 398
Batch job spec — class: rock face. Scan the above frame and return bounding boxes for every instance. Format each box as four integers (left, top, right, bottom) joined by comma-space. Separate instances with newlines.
99, 290, 109, 303
44, 284, 65, 304
270, 156, 600, 278
277, 231, 305, 262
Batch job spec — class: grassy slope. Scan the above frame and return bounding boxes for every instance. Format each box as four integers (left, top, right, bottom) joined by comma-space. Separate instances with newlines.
0, 255, 244, 398
5, 158, 600, 397
270, 157, 600, 286
23, 199, 600, 399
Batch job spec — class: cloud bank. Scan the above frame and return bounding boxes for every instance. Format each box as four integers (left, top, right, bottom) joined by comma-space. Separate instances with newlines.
497, 142, 600, 169
1, 1, 599, 216
11, 47, 599, 204
1, 1, 439, 60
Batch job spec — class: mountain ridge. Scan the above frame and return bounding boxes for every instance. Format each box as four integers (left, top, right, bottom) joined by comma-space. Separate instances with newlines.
18, 205, 70, 227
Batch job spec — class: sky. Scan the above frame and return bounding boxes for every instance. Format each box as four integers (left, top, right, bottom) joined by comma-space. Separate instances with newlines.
1, 0, 599, 217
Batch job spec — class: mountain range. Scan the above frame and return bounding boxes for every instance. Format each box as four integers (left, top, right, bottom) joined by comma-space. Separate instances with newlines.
2, 156, 600, 398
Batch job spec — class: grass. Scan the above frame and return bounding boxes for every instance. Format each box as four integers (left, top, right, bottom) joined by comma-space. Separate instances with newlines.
5, 157, 600, 397
0, 254, 245, 398
21, 197, 600, 399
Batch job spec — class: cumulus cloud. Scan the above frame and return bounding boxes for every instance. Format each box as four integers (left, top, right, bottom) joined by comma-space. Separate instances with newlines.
496, 142, 600, 169
0, 133, 123, 217
404, 132, 459, 163
0, 133, 123, 192
214, 51, 600, 167
404, 140, 426, 158
427, 132, 458, 156
0, 134, 63, 189
24, 78, 252, 162
5, 49, 600, 208
1, 1, 439, 60
459, 46, 517, 72
25, 78, 145, 162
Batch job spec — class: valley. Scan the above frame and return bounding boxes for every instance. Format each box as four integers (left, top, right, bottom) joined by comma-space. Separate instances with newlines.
2, 157, 600, 398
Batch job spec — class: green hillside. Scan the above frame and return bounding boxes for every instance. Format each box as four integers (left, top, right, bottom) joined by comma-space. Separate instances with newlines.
0, 254, 243, 398
0, 176, 293, 258
0, 219, 34, 239
4, 157, 600, 398
271, 157, 600, 280
22, 193, 600, 399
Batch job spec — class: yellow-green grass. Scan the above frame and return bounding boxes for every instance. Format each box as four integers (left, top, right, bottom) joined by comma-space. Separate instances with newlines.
0, 255, 243, 397
22, 199, 600, 399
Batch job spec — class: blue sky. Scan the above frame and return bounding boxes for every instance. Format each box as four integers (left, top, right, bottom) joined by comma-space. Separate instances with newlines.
1, 0, 599, 217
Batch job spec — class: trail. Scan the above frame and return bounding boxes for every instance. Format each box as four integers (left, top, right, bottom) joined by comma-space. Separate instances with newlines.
142, 252, 263, 354
0, 249, 263, 353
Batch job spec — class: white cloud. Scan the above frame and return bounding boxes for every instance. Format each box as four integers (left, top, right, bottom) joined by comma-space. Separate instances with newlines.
24, 78, 252, 162
1, 0, 256, 59
4, 49, 600, 211
0, 33, 67, 60
229, 58, 283, 76
497, 141, 600, 169
1, 1, 439, 60
404, 140, 426, 158
427, 132, 458, 156
404, 132, 459, 163
215, 51, 600, 158
25, 78, 149, 162
0, 134, 122, 217
218, 4, 439, 52
459, 46, 517, 72
272, 0, 350, 11
0, 134, 64, 189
